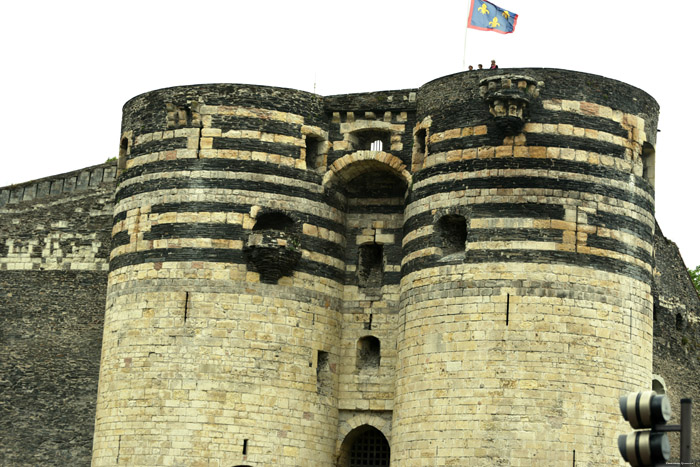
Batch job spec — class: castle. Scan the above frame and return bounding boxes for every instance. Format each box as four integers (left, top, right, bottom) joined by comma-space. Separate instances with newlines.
1, 68, 698, 466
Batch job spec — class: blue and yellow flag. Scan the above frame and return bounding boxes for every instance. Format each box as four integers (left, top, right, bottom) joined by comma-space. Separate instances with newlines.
468, 0, 518, 34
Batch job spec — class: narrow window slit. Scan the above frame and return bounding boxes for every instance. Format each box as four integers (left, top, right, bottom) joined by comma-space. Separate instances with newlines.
184, 291, 190, 323
317, 350, 331, 394
365, 313, 373, 330
242, 439, 248, 455
506, 293, 510, 326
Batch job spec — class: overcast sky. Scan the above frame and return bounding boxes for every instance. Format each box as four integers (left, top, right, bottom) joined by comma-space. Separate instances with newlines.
1, 0, 698, 268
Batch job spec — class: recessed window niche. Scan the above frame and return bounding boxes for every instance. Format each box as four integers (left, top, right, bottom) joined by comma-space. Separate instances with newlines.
357, 243, 383, 288
357, 336, 381, 370
436, 214, 467, 256
305, 134, 325, 172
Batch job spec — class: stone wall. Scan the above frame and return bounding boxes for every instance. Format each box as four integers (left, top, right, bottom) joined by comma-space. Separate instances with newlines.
0, 163, 115, 466
1, 69, 697, 466
0, 271, 107, 466
652, 223, 700, 461
94, 85, 345, 466
393, 69, 658, 465
0, 163, 116, 271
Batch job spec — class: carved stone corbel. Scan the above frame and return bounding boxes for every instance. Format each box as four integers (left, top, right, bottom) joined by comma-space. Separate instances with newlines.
479, 75, 543, 135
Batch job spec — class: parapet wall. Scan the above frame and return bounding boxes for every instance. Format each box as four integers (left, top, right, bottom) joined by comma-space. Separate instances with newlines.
0, 162, 116, 272
0, 163, 116, 207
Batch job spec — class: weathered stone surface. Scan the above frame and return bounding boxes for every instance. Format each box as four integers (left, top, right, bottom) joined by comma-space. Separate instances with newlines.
1, 70, 698, 466
0, 270, 106, 467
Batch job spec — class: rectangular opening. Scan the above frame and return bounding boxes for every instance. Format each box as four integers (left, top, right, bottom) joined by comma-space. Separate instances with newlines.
358, 243, 383, 288
316, 350, 331, 395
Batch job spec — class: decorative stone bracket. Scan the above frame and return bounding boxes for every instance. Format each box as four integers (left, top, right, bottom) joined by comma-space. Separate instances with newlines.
244, 230, 301, 283
479, 75, 543, 135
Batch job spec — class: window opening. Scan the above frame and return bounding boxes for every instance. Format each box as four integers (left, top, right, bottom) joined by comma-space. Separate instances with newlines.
358, 243, 383, 288
305, 135, 324, 171
641, 142, 656, 187
676, 313, 684, 330
353, 129, 391, 151
413, 128, 427, 170
436, 214, 467, 256
118, 137, 129, 171
652, 377, 666, 395
370, 140, 383, 151
317, 350, 331, 394
357, 336, 381, 369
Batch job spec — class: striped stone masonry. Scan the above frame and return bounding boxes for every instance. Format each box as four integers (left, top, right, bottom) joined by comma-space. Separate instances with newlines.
93, 70, 660, 466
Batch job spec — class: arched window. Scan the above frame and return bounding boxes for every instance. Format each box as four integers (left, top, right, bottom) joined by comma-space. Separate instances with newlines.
652, 376, 667, 395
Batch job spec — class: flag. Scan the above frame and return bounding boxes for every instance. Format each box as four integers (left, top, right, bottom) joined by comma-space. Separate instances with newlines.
468, 0, 518, 34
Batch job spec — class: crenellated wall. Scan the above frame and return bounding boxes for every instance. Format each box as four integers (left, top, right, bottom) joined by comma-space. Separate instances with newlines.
0, 163, 116, 272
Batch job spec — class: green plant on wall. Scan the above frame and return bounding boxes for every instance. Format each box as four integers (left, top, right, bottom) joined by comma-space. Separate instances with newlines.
689, 265, 700, 294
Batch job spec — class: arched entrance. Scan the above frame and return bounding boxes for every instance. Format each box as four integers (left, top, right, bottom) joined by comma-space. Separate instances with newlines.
338, 425, 390, 467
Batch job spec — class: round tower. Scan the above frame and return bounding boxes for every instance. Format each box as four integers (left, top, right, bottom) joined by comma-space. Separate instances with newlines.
392, 69, 659, 465
94, 70, 661, 466
92, 84, 342, 466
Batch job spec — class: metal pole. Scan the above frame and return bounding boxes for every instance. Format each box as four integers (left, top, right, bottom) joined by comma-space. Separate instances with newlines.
680, 398, 691, 463
463, 21, 468, 69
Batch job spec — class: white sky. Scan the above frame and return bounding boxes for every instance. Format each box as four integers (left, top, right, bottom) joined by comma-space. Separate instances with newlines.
1, 0, 698, 267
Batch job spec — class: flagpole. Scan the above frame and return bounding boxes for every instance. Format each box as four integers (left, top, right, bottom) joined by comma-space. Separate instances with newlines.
463, 2, 470, 69
463, 21, 468, 69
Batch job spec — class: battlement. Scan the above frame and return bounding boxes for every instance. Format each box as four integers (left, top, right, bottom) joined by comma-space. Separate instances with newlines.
0, 162, 117, 207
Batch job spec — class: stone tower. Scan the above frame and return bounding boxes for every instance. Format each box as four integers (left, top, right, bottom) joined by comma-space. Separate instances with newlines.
92, 69, 659, 466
